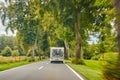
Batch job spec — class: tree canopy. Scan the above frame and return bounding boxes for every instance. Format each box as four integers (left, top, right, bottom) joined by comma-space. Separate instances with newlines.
0, 0, 118, 63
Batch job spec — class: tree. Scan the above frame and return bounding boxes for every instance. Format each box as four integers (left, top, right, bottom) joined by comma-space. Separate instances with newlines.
1, 46, 12, 56
12, 50, 19, 61
93, 0, 120, 79
0, 35, 16, 53
46, 0, 96, 62
41, 12, 57, 47
0, 0, 43, 61
113, 0, 120, 65
83, 43, 100, 59
40, 32, 50, 56
12, 50, 19, 57
112, 1, 120, 79
55, 25, 74, 59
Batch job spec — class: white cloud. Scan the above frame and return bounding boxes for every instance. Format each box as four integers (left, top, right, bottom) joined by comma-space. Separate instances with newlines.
0, 0, 4, 2
0, 20, 16, 36
0, 29, 16, 36
0, 30, 5, 34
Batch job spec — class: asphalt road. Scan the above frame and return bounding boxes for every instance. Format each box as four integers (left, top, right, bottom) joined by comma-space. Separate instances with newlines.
0, 61, 86, 80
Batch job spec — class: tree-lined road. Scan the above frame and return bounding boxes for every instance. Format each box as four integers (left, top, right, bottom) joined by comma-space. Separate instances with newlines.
0, 61, 85, 80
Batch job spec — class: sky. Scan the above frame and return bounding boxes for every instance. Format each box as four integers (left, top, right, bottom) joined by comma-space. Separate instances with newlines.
0, 0, 16, 36
0, 20, 16, 36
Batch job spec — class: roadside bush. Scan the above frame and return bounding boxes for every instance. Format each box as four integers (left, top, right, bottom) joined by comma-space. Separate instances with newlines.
0, 56, 12, 64
0, 56, 27, 64
27, 49, 39, 57
83, 52, 92, 59
72, 58, 85, 65
27, 57, 32, 62
103, 53, 120, 80
12, 50, 19, 57
103, 61, 120, 80
27, 57, 39, 62
12, 50, 19, 62
1, 46, 12, 56
102, 52, 118, 62
91, 54, 101, 60
42, 56, 46, 59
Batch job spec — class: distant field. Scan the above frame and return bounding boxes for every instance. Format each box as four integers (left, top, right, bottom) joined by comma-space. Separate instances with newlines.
0, 56, 41, 71
0, 56, 27, 64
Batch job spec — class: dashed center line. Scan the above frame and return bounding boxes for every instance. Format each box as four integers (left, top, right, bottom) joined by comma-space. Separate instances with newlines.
38, 66, 44, 70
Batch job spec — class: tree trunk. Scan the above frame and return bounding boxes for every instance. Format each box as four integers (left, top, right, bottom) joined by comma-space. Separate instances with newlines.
64, 40, 69, 59
116, 21, 120, 65
113, 0, 120, 66
38, 54, 41, 60
31, 45, 35, 61
74, 12, 82, 60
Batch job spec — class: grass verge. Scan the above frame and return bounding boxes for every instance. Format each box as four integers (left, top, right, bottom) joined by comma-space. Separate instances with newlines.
65, 60, 103, 80
0, 61, 32, 71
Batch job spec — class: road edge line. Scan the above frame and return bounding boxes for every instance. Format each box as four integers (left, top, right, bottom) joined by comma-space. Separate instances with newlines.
65, 64, 84, 80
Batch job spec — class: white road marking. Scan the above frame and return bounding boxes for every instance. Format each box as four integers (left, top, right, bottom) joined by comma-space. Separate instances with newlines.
65, 64, 84, 80
38, 66, 44, 70
46, 63, 49, 64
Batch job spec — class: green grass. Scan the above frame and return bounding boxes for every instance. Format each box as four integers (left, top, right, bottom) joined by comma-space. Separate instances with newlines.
66, 60, 103, 80
0, 61, 31, 71
103, 52, 118, 62
0, 56, 46, 71
65, 52, 118, 80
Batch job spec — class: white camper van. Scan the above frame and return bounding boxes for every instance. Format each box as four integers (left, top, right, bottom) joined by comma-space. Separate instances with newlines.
50, 47, 64, 63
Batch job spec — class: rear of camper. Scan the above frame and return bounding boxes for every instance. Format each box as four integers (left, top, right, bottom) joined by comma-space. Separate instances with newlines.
50, 47, 64, 63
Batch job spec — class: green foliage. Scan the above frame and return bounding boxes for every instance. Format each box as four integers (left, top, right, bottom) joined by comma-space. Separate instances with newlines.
55, 25, 74, 43
103, 62, 120, 80
0, 0, 118, 70
102, 53, 119, 80
1, 46, 12, 56
17, 46, 25, 56
72, 58, 85, 65
101, 52, 118, 62
55, 39, 64, 47
12, 50, 19, 57
84, 32, 117, 59
98, 27, 117, 53
83, 52, 92, 59
91, 54, 101, 60
94, 0, 111, 7
27, 48, 39, 57
91, 52, 118, 61
27, 57, 41, 62
83, 43, 100, 59
40, 32, 49, 52
0, 1, 43, 59
103, 63, 120, 80
0, 35, 16, 53
99, 52, 120, 80
0, 1, 119, 79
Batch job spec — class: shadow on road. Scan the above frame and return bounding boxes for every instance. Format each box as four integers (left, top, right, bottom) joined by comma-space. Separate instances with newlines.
50, 61, 64, 64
